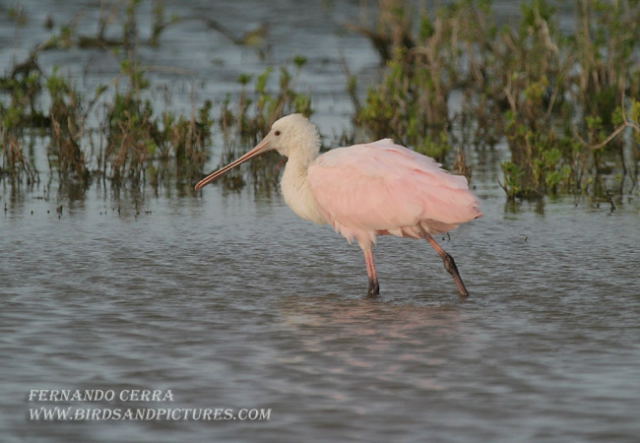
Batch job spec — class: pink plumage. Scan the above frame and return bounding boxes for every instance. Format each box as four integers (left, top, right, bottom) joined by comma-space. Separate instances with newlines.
195, 114, 482, 298
308, 139, 482, 247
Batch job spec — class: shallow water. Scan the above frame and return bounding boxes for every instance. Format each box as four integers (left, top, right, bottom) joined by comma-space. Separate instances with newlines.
2, 183, 640, 442
2, 1, 640, 442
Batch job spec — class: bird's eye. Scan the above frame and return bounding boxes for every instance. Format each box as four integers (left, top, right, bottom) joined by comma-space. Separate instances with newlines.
274, 130, 281, 136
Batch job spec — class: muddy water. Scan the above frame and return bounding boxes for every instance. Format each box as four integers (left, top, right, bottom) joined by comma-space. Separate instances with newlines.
2, 1, 640, 442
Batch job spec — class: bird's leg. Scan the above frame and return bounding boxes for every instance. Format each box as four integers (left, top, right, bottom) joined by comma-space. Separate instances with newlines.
363, 247, 380, 297
425, 234, 469, 298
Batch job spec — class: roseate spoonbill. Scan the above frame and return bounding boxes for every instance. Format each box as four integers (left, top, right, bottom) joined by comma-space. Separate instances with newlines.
195, 114, 482, 298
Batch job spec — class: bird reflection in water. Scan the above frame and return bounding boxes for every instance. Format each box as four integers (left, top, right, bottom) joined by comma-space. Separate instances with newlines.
274, 295, 464, 392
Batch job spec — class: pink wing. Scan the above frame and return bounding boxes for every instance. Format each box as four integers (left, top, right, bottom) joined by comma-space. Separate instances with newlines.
307, 139, 482, 246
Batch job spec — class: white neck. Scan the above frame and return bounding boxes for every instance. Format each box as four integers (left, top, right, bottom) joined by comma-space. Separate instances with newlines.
279, 145, 325, 225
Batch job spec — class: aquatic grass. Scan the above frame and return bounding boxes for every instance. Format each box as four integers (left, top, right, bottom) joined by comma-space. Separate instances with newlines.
345, 0, 415, 64
217, 61, 314, 192
353, 0, 497, 164
6, 3, 28, 26
0, 53, 46, 182
102, 57, 213, 184
40, 0, 265, 55
0, 56, 214, 187
0, 2, 216, 188
494, 0, 640, 197
220, 64, 313, 141
41, 0, 181, 51
0, 130, 38, 183
46, 69, 92, 180
3, 0, 638, 201
0, 53, 50, 129
0, 15, 287, 193
197, 17, 270, 59
350, 0, 640, 198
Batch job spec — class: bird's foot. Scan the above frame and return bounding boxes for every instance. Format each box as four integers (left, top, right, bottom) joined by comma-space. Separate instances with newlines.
442, 253, 469, 298
367, 279, 380, 297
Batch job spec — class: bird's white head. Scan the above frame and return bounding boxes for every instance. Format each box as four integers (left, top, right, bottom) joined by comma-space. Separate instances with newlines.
269, 113, 320, 158
194, 113, 320, 191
